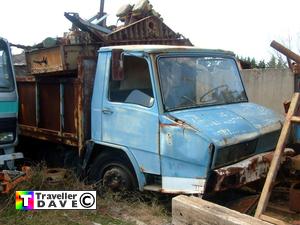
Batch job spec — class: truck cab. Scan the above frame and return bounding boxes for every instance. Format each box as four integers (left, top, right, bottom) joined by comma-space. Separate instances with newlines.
0, 38, 22, 169
90, 45, 282, 194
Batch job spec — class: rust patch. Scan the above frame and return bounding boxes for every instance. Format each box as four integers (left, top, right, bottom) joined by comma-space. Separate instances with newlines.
63, 82, 76, 133
107, 16, 192, 46
293, 63, 300, 74
25, 45, 98, 75
212, 152, 273, 192
262, 152, 274, 163
17, 80, 37, 126
16, 57, 97, 155
39, 82, 60, 131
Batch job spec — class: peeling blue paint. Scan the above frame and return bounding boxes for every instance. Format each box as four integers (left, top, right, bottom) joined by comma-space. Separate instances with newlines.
159, 102, 282, 179
90, 46, 283, 193
168, 102, 282, 147
159, 116, 212, 178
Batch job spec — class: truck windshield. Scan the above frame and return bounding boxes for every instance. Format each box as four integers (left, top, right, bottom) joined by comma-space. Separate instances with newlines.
0, 40, 14, 92
158, 56, 247, 111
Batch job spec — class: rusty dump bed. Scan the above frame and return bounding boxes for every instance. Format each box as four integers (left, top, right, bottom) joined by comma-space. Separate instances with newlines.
17, 56, 96, 154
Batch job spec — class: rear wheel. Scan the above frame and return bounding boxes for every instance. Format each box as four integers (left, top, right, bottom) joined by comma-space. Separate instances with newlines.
88, 153, 137, 191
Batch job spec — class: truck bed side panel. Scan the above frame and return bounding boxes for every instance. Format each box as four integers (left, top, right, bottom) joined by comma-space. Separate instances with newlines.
16, 57, 97, 154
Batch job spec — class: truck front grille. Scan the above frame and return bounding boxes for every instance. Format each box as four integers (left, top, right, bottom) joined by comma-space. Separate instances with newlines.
213, 139, 258, 168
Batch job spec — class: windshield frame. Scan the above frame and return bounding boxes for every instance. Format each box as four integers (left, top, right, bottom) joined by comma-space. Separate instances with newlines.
156, 53, 248, 112
0, 39, 15, 92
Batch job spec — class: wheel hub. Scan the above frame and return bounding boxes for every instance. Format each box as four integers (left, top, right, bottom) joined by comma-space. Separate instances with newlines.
103, 168, 127, 190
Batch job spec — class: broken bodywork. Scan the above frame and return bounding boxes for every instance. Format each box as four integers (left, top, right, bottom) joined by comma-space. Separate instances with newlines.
211, 152, 273, 192
12, 0, 285, 194
159, 105, 282, 193
0, 166, 30, 193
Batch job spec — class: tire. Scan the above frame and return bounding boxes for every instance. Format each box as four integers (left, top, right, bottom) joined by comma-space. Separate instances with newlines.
88, 153, 137, 191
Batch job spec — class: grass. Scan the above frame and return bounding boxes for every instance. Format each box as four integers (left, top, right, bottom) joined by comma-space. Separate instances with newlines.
0, 164, 171, 225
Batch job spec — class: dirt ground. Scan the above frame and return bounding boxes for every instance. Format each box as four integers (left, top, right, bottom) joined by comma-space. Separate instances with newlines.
0, 165, 172, 225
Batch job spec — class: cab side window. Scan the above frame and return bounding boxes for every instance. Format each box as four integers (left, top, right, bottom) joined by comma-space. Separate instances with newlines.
109, 56, 154, 108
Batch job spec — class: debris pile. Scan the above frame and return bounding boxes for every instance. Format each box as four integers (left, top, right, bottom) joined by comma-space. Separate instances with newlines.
116, 0, 162, 26
13, 0, 191, 52
63, 0, 191, 46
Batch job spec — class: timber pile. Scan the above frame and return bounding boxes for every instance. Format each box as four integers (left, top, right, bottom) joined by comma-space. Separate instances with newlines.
172, 195, 271, 225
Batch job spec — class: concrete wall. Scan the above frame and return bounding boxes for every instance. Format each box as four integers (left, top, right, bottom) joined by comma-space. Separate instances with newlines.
241, 68, 294, 115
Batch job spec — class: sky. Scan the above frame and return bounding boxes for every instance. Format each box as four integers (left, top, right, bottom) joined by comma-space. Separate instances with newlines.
1, 0, 300, 61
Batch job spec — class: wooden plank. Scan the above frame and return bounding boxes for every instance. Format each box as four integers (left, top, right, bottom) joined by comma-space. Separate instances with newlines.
255, 93, 300, 218
260, 214, 290, 225
172, 195, 271, 225
291, 116, 300, 123
267, 202, 297, 214
271, 41, 300, 64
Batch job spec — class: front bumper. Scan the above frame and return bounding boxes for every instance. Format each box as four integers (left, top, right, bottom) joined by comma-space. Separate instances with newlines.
0, 152, 24, 166
210, 151, 276, 192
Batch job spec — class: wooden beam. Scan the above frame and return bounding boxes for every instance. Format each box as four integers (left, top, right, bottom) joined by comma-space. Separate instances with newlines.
260, 214, 290, 225
255, 93, 300, 218
291, 116, 300, 123
271, 41, 300, 64
172, 195, 271, 225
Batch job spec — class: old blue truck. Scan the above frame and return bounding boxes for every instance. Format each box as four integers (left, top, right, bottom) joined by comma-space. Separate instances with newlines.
15, 8, 284, 194
0, 37, 23, 169
81, 45, 283, 194
17, 43, 283, 195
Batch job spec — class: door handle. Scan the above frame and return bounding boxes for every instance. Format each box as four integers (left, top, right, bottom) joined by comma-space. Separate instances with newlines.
102, 108, 113, 115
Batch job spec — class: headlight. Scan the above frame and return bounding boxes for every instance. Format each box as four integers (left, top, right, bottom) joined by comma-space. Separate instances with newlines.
0, 132, 14, 143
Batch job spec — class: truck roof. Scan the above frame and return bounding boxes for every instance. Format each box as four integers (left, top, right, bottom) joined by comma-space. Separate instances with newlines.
99, 45, 235, 56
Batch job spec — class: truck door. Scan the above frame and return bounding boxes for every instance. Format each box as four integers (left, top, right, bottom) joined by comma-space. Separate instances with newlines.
101, 53, 160, 175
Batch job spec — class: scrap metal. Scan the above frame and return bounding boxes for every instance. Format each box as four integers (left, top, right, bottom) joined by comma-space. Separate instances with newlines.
107, 16, 192, 46
0, 166, 30, 193
64, 12, 192, 46
64, 0, 192, 46
64, 12, 110, 42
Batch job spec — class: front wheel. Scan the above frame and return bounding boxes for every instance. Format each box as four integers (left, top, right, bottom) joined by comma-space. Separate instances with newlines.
88, 153, 137, 191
